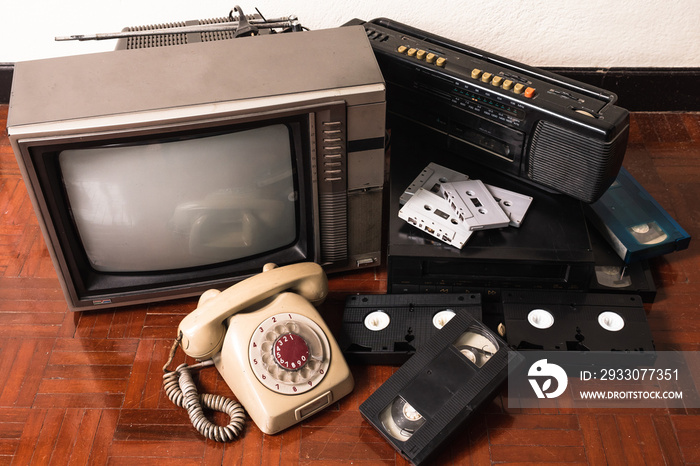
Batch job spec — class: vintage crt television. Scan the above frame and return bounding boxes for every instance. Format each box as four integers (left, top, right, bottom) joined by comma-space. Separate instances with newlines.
7, 25, 386, 311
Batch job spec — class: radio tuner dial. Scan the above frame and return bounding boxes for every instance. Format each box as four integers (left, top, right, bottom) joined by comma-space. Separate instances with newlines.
249, 312, 331, 395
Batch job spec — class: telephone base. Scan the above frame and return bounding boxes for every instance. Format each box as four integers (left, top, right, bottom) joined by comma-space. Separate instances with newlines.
213, 292, 354, 434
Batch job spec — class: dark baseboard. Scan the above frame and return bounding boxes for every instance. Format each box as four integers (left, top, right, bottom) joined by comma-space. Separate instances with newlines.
543, 67, 699, 112
1, 62, 698, 110
0, 63, 13, 105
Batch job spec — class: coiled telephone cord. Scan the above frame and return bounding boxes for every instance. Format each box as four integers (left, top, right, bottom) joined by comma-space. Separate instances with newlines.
163, 354, 246, 442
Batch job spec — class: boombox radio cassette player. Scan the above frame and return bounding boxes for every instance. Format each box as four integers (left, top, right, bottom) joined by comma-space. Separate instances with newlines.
346, 18, 630, 203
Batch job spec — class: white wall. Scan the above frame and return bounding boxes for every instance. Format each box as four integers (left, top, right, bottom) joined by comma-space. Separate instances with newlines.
1, 0, 699, 67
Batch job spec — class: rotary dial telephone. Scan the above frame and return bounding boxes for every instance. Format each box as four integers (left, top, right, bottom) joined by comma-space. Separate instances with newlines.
163, 262, 354, 440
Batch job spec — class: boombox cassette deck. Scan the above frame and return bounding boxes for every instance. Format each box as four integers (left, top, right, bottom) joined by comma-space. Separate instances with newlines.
346, 17, 630, 203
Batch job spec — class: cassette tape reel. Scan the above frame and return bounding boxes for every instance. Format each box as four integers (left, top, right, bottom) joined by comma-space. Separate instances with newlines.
360, 312, 516, 465
501, 290, 655, 367
340, 293, 482, 365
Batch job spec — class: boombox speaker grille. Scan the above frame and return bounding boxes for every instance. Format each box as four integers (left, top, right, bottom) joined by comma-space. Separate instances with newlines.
528, 121, 627, 203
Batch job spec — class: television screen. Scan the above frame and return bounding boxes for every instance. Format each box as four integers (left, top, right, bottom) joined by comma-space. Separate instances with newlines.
60, 124, 298, 272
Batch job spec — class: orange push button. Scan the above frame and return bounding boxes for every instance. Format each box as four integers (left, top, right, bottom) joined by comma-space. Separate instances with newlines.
524, 87, 536, 98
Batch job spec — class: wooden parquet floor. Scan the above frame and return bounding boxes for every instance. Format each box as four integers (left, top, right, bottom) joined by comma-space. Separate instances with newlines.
1, 104, 699, 465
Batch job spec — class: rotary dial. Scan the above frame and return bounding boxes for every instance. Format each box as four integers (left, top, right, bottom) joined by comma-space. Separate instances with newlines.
249, 312, 331, 394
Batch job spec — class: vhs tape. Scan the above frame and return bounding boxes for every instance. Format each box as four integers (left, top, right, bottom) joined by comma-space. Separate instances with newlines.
501, 290, 655, 367
586, 167, 691, 263
587, 222, 657, 302
359, 311, 516, 465
340, 293, 482, 364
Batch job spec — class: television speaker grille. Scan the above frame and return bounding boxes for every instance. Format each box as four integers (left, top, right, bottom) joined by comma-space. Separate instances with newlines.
319, 191, 349, 263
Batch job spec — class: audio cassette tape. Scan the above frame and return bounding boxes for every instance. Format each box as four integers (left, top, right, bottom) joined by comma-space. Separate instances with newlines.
501, 290, 655, 367
340, 293, 482, 365
486, 184, 533, 228
439, 180, 511, 230
399, 162, 469, 205
359, 311, 516, 465
398, 188, 473, 249
401, 162, 532, 227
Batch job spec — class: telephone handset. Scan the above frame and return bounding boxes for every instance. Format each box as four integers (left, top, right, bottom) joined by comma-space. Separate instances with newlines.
178, 262, 329, 360
166, 262, 354, 439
